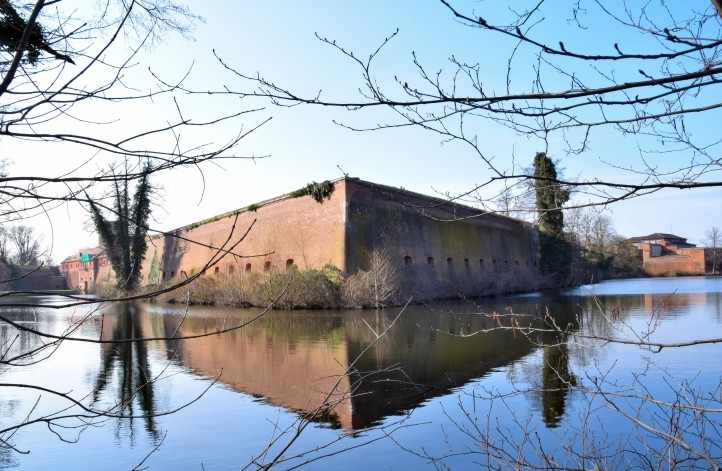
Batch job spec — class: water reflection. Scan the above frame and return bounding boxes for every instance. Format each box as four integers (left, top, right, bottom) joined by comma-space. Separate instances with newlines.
540, 343, 575, 427
137, 296, 582, 431
93, 302, 159, 441
0, 279, 720, 470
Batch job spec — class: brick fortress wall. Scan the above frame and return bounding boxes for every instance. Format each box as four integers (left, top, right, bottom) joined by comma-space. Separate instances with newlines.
61, 178, 543, 299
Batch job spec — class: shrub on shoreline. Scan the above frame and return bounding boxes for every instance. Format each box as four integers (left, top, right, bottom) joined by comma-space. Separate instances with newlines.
149, 265, 348, 309
147, 252, 404, 310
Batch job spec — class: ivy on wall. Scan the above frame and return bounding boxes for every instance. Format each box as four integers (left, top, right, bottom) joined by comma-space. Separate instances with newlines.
291, 181, 335, 204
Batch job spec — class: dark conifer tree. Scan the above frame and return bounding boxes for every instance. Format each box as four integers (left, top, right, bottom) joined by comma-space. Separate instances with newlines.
533, 153, 571, 281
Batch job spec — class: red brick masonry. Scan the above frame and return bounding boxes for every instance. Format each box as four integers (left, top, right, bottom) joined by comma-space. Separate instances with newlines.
60, 178, 542, 299
628, 233, 712, 276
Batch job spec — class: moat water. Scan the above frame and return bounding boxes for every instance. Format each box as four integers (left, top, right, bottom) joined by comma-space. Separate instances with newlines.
1, 277, 721, 469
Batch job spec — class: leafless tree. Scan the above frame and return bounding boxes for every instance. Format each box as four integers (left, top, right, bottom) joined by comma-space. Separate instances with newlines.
0, 225, 9, 262
0, 0, 271, 288
388, 298, 722, 470
368, 248, 399, 308
3, 1, 722, 468
7, 225, 41, 266
707, 226, 722, 273
189, 4, 722, 463
341, 248, 400, 308
566, 208, 615, 252
209, 0, 722, 214
0, 0, 275, 459
0, 0, 269, 231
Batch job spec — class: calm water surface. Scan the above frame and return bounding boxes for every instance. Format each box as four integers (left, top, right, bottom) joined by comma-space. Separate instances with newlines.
1, 277, 721, 469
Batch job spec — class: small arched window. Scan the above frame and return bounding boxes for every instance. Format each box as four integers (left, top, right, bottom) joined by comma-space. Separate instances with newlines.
228, 265, 235, 274
286, 259, 295, 270
446, 257, 453, 265
264, 261, 272, 272
404, 255, 412, 266
464, 258, 470, 270
214, 266, 220, 275
479, 259, 485, 270
245, 263, 252, 272
427, 256, 434, 266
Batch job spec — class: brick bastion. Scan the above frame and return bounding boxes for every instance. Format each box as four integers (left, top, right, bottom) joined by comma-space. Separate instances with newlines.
61, 177, 543, 300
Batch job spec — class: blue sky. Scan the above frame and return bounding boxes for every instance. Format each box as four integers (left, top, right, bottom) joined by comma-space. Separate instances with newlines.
10, 1, 721, 260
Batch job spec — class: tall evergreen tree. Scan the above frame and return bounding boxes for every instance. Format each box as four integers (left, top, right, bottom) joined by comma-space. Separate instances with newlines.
534, 152, 569, 237
89, 165, 152, 293
533, 153, 571, 281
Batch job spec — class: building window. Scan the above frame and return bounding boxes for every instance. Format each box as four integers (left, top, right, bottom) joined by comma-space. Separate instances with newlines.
228, 265, 235, 274
170, 271, 175, 278
404, 255, 412, 265
479, 259, 485, 270
464, 258, 470, 269
427, 256, 434, 266
447, 257, 453, 265
245, 263, 252, 272
286, 259, 295, 270
214, 266, 220, 275
264, 261, 272, 272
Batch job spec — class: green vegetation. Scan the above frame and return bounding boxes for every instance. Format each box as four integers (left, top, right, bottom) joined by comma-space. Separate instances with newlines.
533, 153, 571, 283
533, 152, 569, 237
531, 153, 643, 285
291, 180, 335, 203
89, 164, 153, 293
147, 250, 161, 286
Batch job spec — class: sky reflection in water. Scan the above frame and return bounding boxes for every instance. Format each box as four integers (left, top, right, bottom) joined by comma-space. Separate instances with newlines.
0, 276, 721, 469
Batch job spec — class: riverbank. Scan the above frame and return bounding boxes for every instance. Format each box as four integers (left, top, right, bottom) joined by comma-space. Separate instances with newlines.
102, 249, 650, 310
129, 262, 541, 310
134, 264, 402, 309
0, 289, 78, 296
